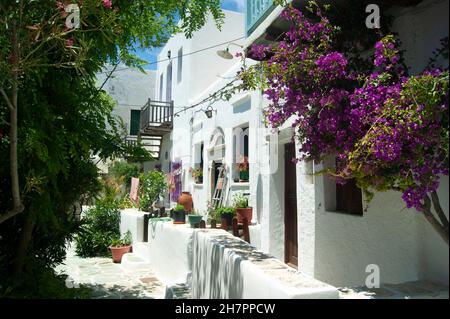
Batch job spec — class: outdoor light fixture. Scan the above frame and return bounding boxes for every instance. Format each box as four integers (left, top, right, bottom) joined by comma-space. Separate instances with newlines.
217, 43, 243, 60
204, 105, 214, 119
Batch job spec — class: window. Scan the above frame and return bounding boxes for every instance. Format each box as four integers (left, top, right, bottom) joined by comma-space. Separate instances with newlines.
130, 110, 141, 136
193, 142, 204, 184
177, 47, 183, 84
233, 126, 249, 182
336, 179, 363, 215
323, 157, 363, 216
159, 73, 164, 100
166, 62, 173, 102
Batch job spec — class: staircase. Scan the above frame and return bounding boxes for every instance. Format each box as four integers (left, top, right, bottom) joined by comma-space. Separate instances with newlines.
125, 99, 174, 160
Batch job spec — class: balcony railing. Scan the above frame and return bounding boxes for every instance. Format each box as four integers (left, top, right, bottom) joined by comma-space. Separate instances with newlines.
245, 0, 276, 37
140, 99, 174, 135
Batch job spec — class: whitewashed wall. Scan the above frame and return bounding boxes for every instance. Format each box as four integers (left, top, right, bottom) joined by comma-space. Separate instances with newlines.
96, 65, 156, 133
302, 0, 449, 287
156, 10, 246, 211
94, 65, 156, 172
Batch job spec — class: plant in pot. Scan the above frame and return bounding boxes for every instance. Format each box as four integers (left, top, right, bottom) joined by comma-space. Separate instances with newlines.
237, 156, 249, 182
139, 170, 167, 215
233, 192, 252, 223
109, 231, 132, 263
190, 167, 203, 184
187, 209, 203, 228
215, 206, 236, 228
172, 204, 186, 224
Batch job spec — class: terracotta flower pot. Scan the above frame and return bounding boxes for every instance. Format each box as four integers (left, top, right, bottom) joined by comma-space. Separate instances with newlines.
220, 213, 234, 228
178, 192, 193, 212
110, 245, 132, 263
236, 207, 253, 223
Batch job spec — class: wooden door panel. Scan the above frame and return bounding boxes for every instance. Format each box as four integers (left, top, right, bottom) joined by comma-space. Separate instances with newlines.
284, 143, 298, 267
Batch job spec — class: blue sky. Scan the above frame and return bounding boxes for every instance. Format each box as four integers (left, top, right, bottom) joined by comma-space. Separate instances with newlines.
135, 0, 245, 70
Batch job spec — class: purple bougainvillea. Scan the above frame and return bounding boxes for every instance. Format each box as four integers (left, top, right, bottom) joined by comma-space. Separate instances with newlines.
249, 5, 449, 212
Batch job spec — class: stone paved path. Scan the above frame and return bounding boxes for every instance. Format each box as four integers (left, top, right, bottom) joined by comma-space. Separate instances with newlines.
338, 281, 449, 299
55, 244, 166, 299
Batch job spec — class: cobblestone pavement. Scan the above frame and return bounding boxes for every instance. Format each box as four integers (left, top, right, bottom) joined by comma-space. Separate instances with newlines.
338, 281, 449, 299
55, 244, 166, 299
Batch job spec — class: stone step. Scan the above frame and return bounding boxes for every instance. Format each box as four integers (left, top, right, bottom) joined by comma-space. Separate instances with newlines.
120, 253, 152, 272
132, 242, 152, 260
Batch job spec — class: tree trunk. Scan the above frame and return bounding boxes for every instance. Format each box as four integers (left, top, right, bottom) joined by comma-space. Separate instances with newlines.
422, 195, 449, 245
0, 19, 24, 225
12, 214, 35, 274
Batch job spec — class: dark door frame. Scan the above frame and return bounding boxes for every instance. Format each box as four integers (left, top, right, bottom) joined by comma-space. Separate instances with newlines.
284, 142, 298, 268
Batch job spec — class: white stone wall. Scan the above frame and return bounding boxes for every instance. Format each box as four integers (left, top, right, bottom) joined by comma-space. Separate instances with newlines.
154, 10, 246, 209
300, 0, 449, 287
247, 0, 449, 287
96, 65, 157, 134
151, 0, 449, 289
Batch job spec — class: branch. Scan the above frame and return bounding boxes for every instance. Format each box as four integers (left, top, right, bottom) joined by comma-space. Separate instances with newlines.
422, 195, 449, 245
0, 88, 14, 111
98, 62, 119, 92
0, 118, 10, 126
431, 190, 449, 231
0, 204, 25, 225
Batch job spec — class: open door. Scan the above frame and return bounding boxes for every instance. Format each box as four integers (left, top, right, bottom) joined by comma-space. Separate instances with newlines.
284, 143, 298, 268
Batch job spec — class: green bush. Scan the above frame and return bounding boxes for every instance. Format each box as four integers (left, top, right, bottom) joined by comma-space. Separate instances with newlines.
110, 230, 132, 247
139, 170, 167, 212
214, 207, 236, 221
74, 200, 121, 257
0, 265, 92, 299
174, 204, 185, 212
233, 192, 249, 208
109, 161, 141, 189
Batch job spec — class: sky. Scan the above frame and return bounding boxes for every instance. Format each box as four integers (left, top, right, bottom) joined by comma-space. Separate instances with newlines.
134, 0, 245, 70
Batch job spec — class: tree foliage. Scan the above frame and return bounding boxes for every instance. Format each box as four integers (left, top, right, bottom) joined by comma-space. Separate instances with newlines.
0, 0, 223, 296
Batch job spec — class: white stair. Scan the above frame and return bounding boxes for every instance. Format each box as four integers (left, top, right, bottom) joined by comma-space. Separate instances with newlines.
120, 253, 152, 272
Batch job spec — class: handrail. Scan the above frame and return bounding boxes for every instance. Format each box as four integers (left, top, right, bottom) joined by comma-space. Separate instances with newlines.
140, 99, 174, 131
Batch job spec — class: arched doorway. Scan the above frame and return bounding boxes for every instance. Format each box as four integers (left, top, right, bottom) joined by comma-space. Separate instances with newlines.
208, 128, 226, 202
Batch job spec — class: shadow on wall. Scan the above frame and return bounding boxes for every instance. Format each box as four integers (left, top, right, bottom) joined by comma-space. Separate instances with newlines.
192, 231, 272, 298
256, 173, 263, 224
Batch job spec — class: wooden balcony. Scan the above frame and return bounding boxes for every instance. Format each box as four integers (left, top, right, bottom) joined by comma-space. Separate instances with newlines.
140, 99, 174, 136
124, 135, 164, 160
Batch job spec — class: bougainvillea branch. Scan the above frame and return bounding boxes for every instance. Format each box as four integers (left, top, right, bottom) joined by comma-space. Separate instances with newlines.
240, 3, 449, 244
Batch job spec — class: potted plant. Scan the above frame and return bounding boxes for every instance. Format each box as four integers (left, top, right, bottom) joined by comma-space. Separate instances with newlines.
237, 156, 249, 182
188, 209, 203, 228
233, 192, 253, 223
109, 231, 132, 263
215, 206, 236, 227
172, 203, 186, 224
190, 167, 203, 184
138, 170, 167, 214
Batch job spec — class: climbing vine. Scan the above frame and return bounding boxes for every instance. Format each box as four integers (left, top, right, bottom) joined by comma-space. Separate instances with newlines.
236, 2, 449, 243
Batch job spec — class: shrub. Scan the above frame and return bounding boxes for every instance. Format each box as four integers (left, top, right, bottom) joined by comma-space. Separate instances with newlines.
74, 200, 121, 257
110, 231, 132, 247
109, 161, 141, 190
233, 192, 249, 208
174, 204, 185, 212
214, 207, 236, 221
139, 170, 167, 212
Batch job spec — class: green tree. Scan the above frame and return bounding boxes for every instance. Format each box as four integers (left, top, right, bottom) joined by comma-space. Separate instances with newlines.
0, 0, 223, 293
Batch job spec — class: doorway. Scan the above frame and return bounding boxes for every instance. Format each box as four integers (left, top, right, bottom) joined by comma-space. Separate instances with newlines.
284, 143, 298, 268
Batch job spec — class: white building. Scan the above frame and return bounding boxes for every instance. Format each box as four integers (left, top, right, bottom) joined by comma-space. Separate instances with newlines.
95, 65, 157, 172
140, 1, 449, 289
